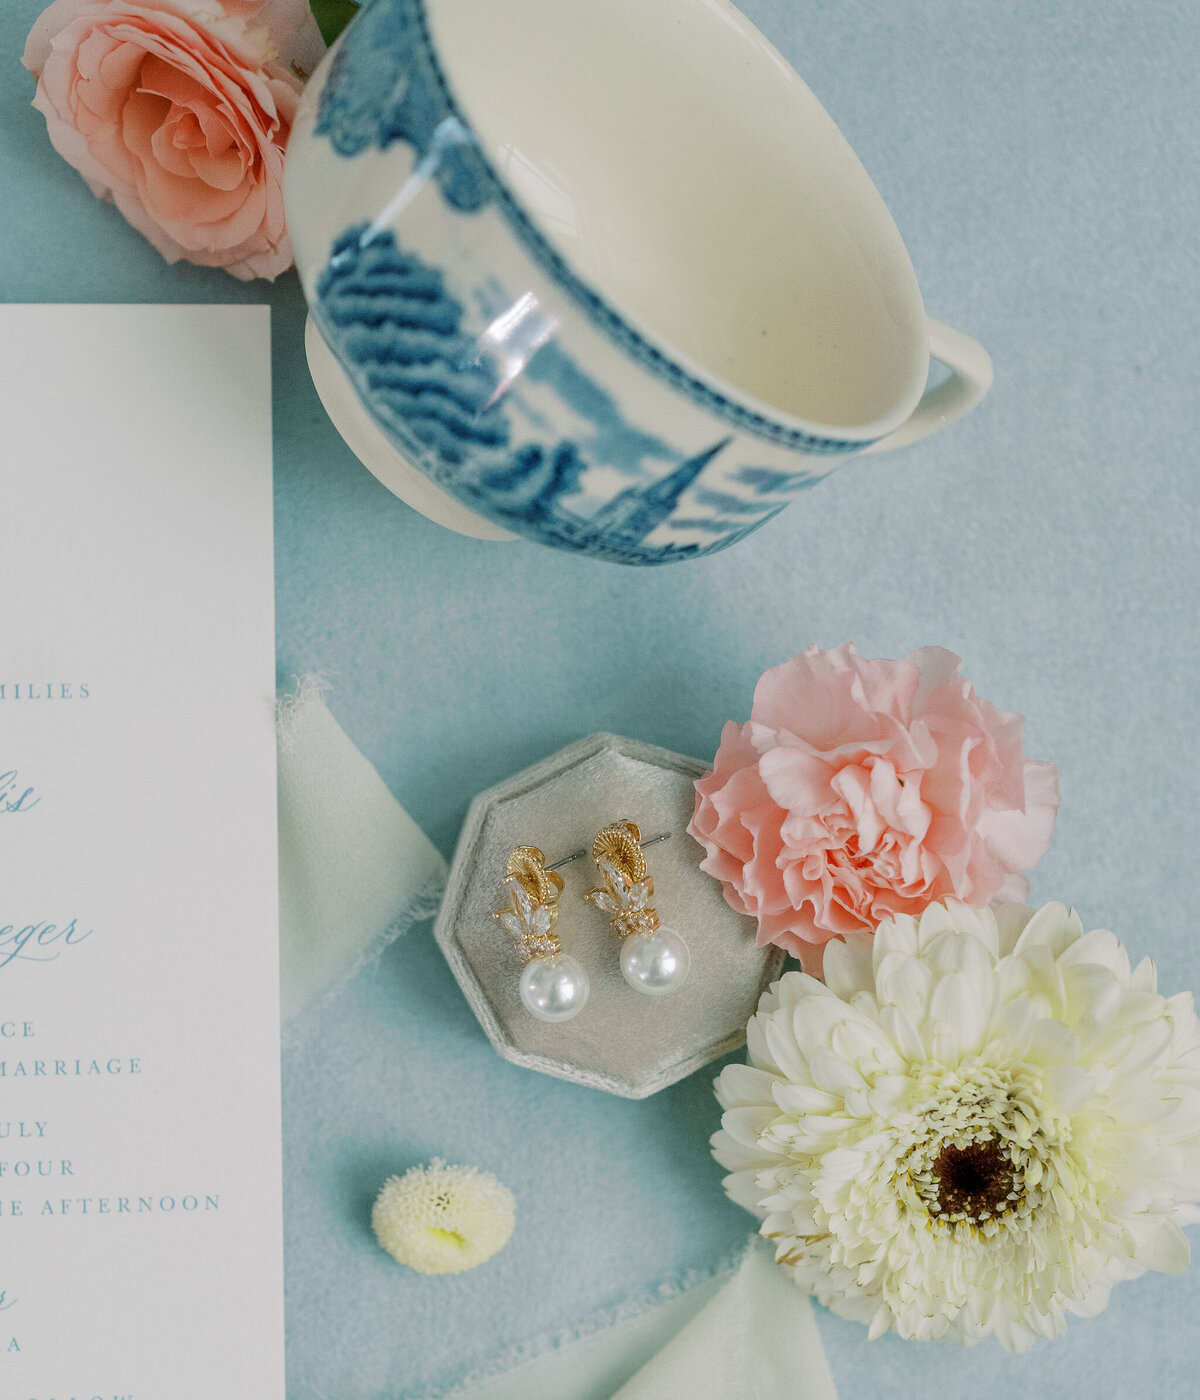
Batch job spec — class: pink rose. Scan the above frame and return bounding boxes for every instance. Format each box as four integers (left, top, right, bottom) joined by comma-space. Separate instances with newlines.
23, 0, 322, 280
688, 644, 1059, 974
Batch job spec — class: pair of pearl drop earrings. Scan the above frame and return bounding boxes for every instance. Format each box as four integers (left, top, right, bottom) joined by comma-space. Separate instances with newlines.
493, 820, 691, 1022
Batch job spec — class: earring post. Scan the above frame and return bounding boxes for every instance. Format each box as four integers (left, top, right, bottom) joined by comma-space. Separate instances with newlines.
546, 831, 671, 873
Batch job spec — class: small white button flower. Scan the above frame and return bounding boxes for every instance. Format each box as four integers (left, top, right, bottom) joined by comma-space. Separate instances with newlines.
372, 1159, 516, 1275
712, 900, 1200, 1351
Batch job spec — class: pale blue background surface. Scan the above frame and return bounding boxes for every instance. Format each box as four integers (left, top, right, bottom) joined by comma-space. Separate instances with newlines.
4, 0, 1199, 1395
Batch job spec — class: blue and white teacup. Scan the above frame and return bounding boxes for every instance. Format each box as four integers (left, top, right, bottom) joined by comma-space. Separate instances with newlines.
286, 0, 993, 565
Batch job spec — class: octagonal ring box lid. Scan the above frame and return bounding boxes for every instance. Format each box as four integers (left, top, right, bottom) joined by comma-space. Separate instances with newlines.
435, 732, 785, 1097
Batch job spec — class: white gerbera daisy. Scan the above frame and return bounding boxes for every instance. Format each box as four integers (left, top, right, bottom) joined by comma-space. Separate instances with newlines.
712, 900, 1200, 1351
372, 1159, 516, 1275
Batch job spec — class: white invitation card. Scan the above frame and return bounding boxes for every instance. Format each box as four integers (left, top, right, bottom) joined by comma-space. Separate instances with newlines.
0, 305, 283, 1396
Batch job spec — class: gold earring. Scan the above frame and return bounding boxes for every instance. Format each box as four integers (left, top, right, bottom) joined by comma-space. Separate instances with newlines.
584, 821, 690, 996
494, 846, 589, 1022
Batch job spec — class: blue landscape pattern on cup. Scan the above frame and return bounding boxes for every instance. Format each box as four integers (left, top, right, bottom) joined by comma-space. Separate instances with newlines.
311, 0, 859, 563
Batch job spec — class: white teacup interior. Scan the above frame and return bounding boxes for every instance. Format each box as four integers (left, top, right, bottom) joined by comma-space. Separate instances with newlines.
427, 0, 928, 435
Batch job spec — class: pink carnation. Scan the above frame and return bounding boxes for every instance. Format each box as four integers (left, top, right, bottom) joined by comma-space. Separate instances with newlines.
23, 0, 323, 280
688, 644, 1059, 975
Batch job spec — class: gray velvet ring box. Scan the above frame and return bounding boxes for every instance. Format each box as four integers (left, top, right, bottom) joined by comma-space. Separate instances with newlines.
435, 732, 786, 1097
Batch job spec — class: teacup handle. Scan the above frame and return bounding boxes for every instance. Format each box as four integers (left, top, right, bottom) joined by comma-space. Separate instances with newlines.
860, 319, 994, 455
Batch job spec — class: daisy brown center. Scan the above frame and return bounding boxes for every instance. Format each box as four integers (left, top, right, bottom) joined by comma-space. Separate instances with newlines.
930, 1139, 1017, 1223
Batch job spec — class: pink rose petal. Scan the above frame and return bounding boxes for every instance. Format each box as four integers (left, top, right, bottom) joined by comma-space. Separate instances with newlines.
23, 0, 312, 280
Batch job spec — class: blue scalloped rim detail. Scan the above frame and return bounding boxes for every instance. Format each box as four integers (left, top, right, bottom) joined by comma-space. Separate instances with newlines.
314, 0, 876, 456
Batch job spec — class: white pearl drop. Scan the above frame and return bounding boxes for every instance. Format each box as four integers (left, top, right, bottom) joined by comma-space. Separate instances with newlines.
519, 954, 589, 1022
619, 927, 690, 995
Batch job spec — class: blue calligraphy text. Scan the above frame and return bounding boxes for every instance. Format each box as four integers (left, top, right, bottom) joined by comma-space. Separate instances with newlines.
0, 771, 39, 813
0, 919, 92, 969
